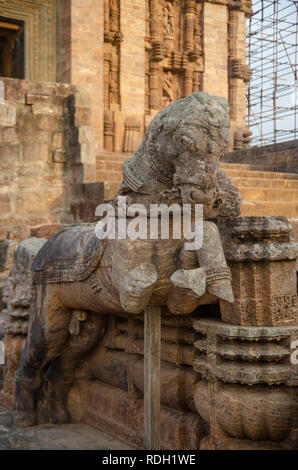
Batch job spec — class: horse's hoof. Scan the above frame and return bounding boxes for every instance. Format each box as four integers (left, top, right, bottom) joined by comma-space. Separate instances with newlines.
207, 279, 234, 303
52, 406, 70, 425
14, 410, 36, 428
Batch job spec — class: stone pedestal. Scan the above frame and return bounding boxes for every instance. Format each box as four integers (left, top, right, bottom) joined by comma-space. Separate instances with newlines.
192, 215, 298, 450
193, 318, 298, 450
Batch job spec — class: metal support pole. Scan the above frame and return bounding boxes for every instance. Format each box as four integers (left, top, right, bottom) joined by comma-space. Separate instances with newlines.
144, 304, 161, 450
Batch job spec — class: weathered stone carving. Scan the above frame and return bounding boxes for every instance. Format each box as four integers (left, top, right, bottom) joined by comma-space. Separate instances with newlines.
228, 7, 252, 149
103, 0, 122, 151
0, 238, 46, 408
193, 317, 298, 449
218, 216, 298, 326
12, 92, 239, 427
146, 0, 204, 114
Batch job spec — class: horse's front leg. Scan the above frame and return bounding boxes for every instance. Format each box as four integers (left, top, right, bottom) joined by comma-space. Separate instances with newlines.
167, 220, 234, 314
196, 220, 234, 303
119, 263, 158, 314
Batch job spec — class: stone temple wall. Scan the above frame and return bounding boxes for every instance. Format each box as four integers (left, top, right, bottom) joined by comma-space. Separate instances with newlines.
0, 78, 101, 272
0, 1, 252, 155
102, 0, 252, 156
223, 140, 298, 174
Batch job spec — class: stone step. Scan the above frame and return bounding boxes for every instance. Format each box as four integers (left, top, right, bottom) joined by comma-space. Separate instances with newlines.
224, 169, 298, 180
231, 177, 298, 189
96, 171, 122, 183
220, 163, 275, 171
241, 201, 298, 218
97, 152, 129, 162
96, 159, 298, 181
239, 187, 298, 202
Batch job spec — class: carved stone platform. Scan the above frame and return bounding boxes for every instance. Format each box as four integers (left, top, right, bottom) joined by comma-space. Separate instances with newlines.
193, 317, 298, 450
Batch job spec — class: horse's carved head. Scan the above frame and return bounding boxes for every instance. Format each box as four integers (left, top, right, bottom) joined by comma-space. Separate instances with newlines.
120, 92, 230, 208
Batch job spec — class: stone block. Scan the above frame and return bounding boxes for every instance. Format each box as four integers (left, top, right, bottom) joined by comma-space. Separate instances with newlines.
52, 132, 63, 149
25, 94, 51, 105
2, 128, 19, 145
0, 193, 11, 214
79, 126, 94, 143
74, 107, 91, 127
0, 81, 4, 104
37, 115, 62, 132
0, 104, 16, 127
52, 150, 66, 163
71, 143, 95, 166
73, 93, 91, 108
32, 103, 61, 116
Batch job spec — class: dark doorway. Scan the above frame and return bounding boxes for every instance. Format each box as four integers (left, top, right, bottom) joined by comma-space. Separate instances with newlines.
0, 17, 24, 79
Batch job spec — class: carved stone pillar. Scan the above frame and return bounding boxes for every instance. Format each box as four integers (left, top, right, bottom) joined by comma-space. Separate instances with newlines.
184, 0, 196, 52
184, 68, 194, 97
104, 0, 112, 41
218, 216, 298, 327
150, 62, 163, 110
110, 0, 119, 32
110, 52, 119, 104
193, 69, 201, 92
104, 111, 114, 152
149, 0, 164, 110
228, 8, 251, 150
150, 0, 163, 44
104, 52, 111, 108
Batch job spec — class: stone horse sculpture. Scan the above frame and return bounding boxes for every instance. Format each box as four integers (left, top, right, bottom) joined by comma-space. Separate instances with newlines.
14, 92, 241, 427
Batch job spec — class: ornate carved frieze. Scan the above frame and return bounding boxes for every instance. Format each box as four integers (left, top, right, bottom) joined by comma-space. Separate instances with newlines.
146, 0, 204, 112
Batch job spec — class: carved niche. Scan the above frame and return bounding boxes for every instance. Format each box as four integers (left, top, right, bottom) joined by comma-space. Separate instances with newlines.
146, 0, 204, 113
